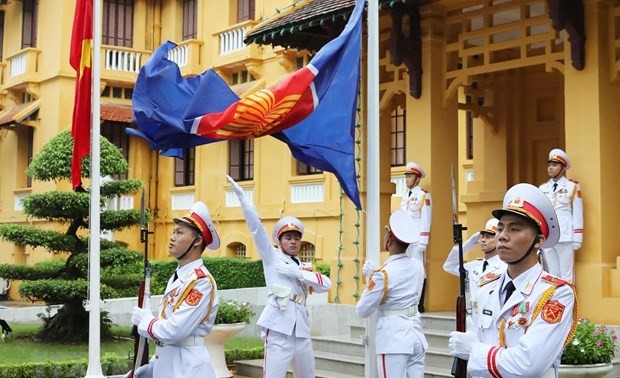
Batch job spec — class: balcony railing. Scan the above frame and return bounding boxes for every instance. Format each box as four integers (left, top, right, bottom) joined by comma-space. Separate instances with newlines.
217, 20, 257, 56
4, 48, 41, 89
167, 40, 203, 76
104, 47, 143, 73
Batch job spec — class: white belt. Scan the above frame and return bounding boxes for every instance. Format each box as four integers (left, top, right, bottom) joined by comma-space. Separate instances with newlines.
155, 335, 204, 347
379, 305, 419, 317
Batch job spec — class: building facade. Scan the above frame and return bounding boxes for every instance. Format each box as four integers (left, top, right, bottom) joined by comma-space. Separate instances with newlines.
0, 0, 618, 325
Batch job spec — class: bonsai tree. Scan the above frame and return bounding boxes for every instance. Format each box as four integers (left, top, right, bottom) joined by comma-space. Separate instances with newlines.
0, 130, 146, 342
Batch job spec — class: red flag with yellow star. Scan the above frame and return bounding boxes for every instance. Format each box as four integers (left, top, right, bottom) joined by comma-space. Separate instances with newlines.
69, 0, 93, 188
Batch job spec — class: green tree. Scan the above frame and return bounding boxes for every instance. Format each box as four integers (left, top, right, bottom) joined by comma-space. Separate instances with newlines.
0, 130, 146, 342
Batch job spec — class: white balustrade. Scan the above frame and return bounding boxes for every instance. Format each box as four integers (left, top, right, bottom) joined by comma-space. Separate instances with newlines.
391, 176, 406, 197
290, 184, 324, 204
167, 44, 189, 67
105, 49, 142, 72
225, 189, 253, 207
9, 52, 27, 77
171, 193, 195, 210
219, 26, 247, 55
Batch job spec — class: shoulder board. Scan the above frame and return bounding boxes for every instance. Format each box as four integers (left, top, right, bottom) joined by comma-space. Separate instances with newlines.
473, 258, 483, 261
421, 189, 428, 193
194, 268, 207, 279
541, 275, 567, 286
478, 271, 502, 287
569, 179, 579, 184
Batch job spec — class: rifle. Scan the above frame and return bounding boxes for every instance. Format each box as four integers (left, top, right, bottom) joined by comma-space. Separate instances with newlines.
129, 189, 152, 377
451, 165, 468, 378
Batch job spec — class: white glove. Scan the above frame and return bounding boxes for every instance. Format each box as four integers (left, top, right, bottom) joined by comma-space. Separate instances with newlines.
362, 260, 376, 278
276, 262, 303, 280
124, 362, 153, 378
226, 175, 246, 202
448, 330, 479, 361
131, 306, 153, 326
418, 244, 427, 255
463, 232, 480, 251
572, 242, 582, 251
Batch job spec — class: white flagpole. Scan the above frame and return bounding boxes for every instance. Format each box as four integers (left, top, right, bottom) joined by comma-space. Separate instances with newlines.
364, 0, 379, 377
85, 0, 104, 376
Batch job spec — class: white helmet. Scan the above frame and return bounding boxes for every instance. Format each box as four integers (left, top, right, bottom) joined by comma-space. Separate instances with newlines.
272, 216, 304, 246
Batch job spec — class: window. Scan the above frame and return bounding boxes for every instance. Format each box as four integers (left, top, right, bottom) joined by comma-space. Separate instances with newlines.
21, 0, 38, 48
226, 242, 247, 259
174, 148, 195, 186
237, 0, 255, 22
390, 105, 406, 167
26, 127, 34, 188
101, 121, 130, 180
0, 11, 5, 61
296, 160, 322, 175
299, 242, 315, 262
228, 139, 253, 181
182, 0, 197, 40
103, 0, 134, 47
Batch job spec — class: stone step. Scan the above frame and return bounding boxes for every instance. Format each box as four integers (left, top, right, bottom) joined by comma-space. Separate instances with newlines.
425, 347, 455, 369
312, 334, 365, 357
234, 359, 360, 378
314, 350, 365, 376
425, 329, 451, 350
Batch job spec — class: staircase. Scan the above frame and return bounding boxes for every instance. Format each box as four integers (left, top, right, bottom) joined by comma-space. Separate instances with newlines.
234, 312, 456, 377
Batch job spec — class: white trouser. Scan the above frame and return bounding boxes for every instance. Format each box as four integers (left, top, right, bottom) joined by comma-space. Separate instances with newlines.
376, 342, 425, 378
542, 242, 574, 282
262, 328, 315, 378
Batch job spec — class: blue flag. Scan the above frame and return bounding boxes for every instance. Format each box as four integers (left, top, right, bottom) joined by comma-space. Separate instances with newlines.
130, 0, 363, 209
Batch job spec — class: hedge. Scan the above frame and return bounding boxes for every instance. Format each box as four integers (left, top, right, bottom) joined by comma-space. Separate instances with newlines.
0, 348, 266, 377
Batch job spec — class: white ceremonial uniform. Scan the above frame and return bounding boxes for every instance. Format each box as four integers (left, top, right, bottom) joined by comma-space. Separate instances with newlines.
137, 259, 219, 378
539, 177, 583, 281
443, 252, 505, 307
238, 201, 331, 378
356, 254, 428, 378
400, 185, 432, 269
467, 264, 577, 378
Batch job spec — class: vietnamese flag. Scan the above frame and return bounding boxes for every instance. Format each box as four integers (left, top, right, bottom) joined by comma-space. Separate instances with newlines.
69, 0, 93, 189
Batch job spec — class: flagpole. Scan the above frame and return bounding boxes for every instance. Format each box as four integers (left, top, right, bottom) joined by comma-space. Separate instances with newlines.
85, 0, 104, 376
364, 0, 379, 377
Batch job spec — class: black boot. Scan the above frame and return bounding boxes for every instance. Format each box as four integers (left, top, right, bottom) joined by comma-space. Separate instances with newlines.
418, 278, 426, 313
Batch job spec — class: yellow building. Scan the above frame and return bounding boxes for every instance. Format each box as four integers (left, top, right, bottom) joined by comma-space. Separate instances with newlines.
0, 0, 618, 325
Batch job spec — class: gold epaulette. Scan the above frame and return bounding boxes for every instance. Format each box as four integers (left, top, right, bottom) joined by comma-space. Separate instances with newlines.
478, 271, 501, 287
569, 178, 580, 184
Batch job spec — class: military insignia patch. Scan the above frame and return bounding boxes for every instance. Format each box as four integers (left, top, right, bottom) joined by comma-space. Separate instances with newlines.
185, 289, 203, 306
367, 279, 376, 291
478, 272, 501, 287
541, 300, 565, 324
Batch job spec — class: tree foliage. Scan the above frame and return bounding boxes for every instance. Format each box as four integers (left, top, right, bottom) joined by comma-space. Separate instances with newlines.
0, 131, 145, 342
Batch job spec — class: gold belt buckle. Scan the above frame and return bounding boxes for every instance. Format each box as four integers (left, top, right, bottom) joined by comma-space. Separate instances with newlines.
291, 294, 303, 304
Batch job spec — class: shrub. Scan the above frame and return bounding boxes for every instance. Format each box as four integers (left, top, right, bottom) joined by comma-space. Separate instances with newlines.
215, 299, 255, 325
561, 317, 619, 365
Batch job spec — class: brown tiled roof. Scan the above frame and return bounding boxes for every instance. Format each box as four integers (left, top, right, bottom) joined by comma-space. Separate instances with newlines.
245, 0, 355, 50
101, 103, 134, 123
0, 100, 40, 126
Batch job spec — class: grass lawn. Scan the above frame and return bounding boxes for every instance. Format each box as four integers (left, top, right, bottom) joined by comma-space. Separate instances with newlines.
0, 324, 263, 364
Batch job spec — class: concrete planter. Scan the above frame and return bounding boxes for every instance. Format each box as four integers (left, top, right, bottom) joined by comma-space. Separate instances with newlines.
558, 363, 613, 378
205, 323, 247, 378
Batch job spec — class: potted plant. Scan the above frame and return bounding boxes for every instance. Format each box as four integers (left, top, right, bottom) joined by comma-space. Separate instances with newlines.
206, 299, 255, 378
559, 317, 619, 378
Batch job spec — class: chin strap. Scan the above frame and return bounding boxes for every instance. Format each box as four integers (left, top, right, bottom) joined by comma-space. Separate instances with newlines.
506, 236, 539, 265
177, 235, 199, 261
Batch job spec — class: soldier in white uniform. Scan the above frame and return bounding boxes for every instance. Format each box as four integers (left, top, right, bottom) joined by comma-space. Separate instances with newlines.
448, 184, 578, 378
400, 161, 432, 312
443, 218, 505, 305
227, 176, 331, 378
539, 148, 583, 282
130, 201, 221, 378
357, 210, 428, 378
